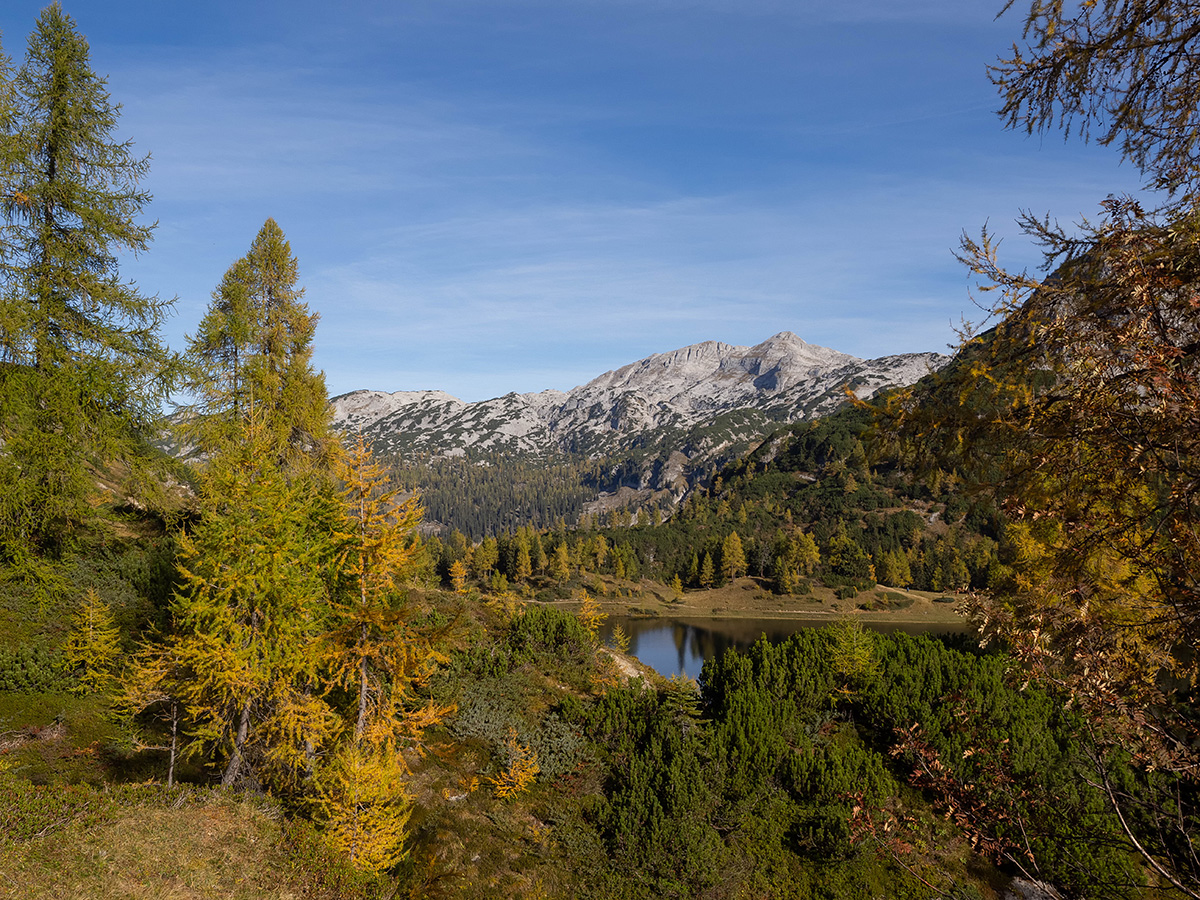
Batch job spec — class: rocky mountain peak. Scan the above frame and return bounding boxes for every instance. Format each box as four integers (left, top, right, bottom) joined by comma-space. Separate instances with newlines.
331, 333, 949, 466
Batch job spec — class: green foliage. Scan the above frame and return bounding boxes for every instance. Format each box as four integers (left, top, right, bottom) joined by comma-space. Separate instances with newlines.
0, 643, 70, 692
544, 628, 1161, 898
387, 450, 597, 538
579, 686, 726, 899
505, 605, 594, 665
0, 6, 178, 557
182, 218, 332, 471
487, 402, 1001, 599
62, 588, 121, 694
0, 766, 115, 841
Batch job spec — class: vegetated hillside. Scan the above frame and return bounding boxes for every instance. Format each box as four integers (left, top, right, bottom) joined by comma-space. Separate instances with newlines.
338, 332, 950, 536
1, 538, 1151, 900
419, 397, 1003, 606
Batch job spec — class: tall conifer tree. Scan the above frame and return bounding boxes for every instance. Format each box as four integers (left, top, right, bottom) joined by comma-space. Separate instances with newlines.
170, 417, 339, 789
0, 5, 176, 555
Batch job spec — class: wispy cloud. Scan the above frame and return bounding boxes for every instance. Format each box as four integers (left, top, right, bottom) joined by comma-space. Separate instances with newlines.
0, 0, 1140, 403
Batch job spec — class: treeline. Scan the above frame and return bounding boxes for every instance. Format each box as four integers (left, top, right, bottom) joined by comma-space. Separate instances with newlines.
386, 451, 598, 536
419, 403, 1003, 599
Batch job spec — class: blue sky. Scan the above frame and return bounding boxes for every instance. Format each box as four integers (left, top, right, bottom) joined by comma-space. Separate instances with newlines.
4, 1, 1141, 401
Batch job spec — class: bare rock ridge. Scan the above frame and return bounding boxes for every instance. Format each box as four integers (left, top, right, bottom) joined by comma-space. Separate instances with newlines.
331, 332, 950, 462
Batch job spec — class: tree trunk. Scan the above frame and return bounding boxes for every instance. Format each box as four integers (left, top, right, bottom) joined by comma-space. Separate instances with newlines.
221, 699, 252, 787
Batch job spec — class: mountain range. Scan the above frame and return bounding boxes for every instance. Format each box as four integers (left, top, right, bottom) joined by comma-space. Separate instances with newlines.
331, 332, 949, 522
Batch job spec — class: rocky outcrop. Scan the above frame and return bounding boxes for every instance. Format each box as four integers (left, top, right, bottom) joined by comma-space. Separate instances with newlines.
332, 332, 948, 465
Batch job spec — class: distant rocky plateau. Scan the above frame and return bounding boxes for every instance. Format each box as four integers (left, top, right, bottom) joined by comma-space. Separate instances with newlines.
332, 332, 950, 510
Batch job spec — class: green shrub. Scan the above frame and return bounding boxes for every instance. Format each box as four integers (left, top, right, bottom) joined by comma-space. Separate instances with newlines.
0, 644, 73, 693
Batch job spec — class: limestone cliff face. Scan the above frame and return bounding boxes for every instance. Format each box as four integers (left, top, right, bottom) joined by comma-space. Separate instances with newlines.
331, 332, 948, 466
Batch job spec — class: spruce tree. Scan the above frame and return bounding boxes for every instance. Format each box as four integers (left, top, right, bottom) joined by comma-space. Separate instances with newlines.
0, 5, 176, 555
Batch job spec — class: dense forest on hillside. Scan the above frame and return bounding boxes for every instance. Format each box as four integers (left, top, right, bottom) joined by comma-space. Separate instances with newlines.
417, 402, 1003, 605
2, 2, 1200, 899
387, 451, 602, 537
383, 406, 782, 538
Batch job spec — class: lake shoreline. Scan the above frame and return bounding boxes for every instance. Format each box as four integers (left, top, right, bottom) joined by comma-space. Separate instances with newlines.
538, 574, 972, 630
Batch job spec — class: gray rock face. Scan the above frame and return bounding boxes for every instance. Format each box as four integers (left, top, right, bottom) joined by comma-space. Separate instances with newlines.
331, 332, 949, 463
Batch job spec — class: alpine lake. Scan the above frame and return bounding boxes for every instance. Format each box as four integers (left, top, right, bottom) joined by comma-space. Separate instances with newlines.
599, 613, 970, 681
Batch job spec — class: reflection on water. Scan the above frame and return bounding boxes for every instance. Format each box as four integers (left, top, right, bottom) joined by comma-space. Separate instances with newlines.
600, 616, 969, 682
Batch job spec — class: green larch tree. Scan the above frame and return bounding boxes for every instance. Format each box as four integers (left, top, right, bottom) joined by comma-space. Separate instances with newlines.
0, 5, 177, 556
698, 551, 715, 589
169, 419, 339, 790
184, 218, 332, 471
471, 536, 498, 580
183, 257, 255, 439
513, 527, 532, 582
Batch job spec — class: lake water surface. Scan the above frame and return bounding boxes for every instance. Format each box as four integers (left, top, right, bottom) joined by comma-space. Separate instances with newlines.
599, 615, 969, 681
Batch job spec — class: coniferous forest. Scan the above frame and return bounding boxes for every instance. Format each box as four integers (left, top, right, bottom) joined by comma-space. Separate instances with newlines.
1, 3, 1199, 899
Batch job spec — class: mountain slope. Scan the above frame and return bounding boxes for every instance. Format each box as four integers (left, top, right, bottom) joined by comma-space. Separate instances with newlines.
333, 332, 948, 459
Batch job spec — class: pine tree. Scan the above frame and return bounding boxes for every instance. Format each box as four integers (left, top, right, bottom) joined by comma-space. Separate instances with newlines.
531, 530, 547, 575
0, 5, 177, 555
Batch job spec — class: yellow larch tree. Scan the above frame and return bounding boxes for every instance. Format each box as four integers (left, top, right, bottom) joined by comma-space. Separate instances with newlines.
169, 417, 339, 791
63, 588, 121, 693
488, 726, 540, 799
576, 590, 606, 641
449, 559, 468, 593
315, 433, 454, 871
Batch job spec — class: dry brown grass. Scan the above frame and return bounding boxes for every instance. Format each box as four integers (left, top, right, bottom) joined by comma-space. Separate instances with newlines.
0, 795, 304, 900
546, 575, 967, 627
